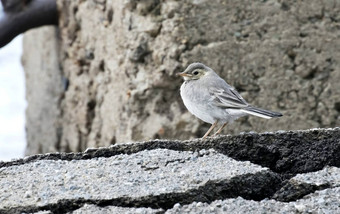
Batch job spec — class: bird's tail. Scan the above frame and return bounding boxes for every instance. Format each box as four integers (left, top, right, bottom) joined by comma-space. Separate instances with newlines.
241, 106, 283, 119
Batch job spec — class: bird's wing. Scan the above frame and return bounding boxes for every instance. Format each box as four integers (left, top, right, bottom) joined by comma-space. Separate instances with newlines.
209, 86, 249, 109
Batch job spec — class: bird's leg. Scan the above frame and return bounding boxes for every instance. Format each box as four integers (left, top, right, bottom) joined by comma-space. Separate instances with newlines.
214, 122, 228, 136
202, 121, 218, 139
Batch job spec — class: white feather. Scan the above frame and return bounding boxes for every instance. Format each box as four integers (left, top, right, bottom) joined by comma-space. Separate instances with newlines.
240, 109, 272, 119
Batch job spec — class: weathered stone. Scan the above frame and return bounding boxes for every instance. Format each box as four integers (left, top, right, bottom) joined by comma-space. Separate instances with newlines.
33, 211, 52, 214
273, 166, 340, 202
1, 127, 339, 176
22, 0, 340, 154
22, 26, 64, 155
0, 128, 339, 213
71, 204, 162, 214
0, 149, 279, 213
166, 187, 340, 214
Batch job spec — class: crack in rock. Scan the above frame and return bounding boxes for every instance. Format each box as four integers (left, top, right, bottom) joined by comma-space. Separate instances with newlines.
0, 171, 280, 214
1, 128, 339, 177
0, 149, 280, 214
273, 166, 340, 202
0, 128, 339, 213
166, 187, 340, 214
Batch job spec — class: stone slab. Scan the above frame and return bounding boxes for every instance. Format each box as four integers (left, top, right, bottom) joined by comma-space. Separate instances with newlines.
166, 187, 340, 214
70, 204, 162, 214
273, 166, 340, 201
0, 149, 278, 213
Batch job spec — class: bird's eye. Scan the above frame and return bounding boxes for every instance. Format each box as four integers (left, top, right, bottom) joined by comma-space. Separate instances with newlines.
193, 71, 199, 75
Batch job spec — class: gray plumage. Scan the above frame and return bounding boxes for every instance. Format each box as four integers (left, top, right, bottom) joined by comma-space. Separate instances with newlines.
179, 62, 282, 138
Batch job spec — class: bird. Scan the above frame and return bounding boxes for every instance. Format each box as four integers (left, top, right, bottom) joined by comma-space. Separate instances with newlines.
178, 62, 282, 139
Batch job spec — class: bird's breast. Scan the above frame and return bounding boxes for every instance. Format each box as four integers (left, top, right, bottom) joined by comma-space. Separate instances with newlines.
180, 81, 217, 124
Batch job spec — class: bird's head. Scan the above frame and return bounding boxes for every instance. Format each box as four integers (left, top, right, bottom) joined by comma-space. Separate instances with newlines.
178, 62, 214, 81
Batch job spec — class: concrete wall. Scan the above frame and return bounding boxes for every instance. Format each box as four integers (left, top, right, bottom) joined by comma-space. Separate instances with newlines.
23, 0, 340, 154
22, 26, 64, 155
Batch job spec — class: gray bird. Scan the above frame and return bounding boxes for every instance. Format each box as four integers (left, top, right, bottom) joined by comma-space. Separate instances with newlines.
179, 62, 282, 138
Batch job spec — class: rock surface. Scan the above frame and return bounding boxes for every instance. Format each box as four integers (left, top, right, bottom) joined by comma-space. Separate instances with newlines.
167, 188, 340, 214
22, 26, 64, 155
0, 128, 339, 213
71, 204, 162, 214
22, 0, 340, 154
273, 166, 340, 202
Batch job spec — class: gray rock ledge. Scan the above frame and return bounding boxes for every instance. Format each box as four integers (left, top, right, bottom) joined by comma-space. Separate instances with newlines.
0, 128, 339, 214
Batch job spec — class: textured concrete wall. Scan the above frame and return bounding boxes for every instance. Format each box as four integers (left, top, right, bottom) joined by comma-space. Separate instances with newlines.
22, 26, 64, 155
22, 0, 340, 154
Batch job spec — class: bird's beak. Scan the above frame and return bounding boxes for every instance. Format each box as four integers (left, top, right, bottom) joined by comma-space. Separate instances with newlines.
177, 72, 191, 77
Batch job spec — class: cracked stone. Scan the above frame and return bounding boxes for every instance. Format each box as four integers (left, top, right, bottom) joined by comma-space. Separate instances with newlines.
0, 128, 338, 213
70, 204, 163, 214
166, 187, 340, 214
290, 166, 340, 186
273, 166, 340, 201
0, 149, 279, 213
2, 128, 339, 176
